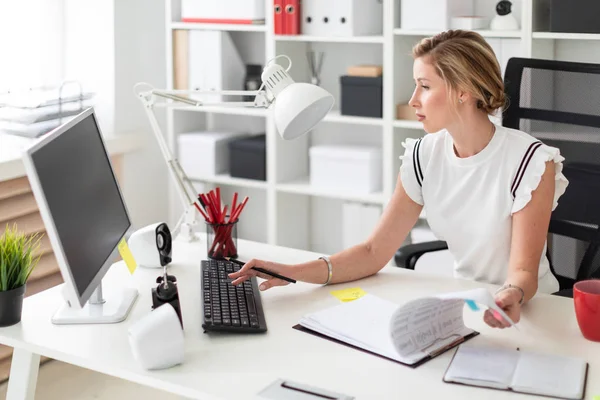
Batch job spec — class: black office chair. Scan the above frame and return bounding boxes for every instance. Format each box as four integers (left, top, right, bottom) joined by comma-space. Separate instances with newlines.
394, 57, 600, 298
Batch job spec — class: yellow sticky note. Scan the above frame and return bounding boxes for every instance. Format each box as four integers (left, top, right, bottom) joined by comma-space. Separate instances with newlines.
330, 287, 367, 302
592, 396, 600, 400
118, 239, 137, 274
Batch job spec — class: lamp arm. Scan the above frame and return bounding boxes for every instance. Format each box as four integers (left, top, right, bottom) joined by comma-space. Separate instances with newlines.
134, 83, 273, 221
139, 99, 195, 211
151, 89, 272, 108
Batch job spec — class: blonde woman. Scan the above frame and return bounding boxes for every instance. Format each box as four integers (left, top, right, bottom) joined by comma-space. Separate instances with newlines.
230, 30, 569, 329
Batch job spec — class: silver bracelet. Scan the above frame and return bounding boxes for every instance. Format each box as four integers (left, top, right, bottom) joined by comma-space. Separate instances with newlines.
319, 256, 333, 285
495, 283, 525, 305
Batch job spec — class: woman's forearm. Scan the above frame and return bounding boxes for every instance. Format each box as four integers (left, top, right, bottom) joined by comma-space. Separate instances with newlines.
289, 242, 383, 285
507, 269, 538, 303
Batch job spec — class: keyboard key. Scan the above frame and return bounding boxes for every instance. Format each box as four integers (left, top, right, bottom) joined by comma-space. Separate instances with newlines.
246, 294, 257, 314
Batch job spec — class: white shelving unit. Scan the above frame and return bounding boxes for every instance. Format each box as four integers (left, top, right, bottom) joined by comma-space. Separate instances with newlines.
164, 0, 600, 255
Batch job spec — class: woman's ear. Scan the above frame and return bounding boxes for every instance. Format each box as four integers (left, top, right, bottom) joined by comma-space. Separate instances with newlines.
457, 90, 474, 105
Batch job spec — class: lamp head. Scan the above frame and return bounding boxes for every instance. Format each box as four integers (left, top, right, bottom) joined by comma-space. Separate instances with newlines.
261, 63, 334, 140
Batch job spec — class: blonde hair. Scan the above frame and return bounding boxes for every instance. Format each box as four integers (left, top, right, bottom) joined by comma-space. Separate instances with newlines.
412, 30, 506, 115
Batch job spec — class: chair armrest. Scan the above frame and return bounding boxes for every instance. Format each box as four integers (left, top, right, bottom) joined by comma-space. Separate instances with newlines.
394, 240, 448, 270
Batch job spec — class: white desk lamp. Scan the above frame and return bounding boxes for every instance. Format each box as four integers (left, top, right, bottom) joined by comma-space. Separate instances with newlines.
134, 55, 334, 242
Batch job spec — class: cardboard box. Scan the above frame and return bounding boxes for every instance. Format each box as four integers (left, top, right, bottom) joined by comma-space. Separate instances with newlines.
346, 65, 383, 77
396, 104, 418, 121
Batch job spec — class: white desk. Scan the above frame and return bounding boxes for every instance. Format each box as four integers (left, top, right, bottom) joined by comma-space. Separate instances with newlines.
0, 238, 598, 400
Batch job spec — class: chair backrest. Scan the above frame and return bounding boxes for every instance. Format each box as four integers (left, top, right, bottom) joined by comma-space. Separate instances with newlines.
503, 57, 600, 290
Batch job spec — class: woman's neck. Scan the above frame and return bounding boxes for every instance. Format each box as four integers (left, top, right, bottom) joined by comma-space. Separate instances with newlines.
447, 113, 496, 158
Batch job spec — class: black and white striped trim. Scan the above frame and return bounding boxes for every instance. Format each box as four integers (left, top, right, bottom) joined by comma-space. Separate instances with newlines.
413, 138, 424, 187
511, 141, 543, 199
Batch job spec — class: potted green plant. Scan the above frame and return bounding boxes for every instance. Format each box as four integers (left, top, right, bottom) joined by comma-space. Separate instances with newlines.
0, 224, 42, 327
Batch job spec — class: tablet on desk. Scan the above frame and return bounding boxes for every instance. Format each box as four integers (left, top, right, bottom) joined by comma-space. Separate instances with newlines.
258, 379, 354, 400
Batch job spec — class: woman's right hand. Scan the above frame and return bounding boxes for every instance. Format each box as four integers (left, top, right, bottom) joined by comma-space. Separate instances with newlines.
228, 258, 293, 291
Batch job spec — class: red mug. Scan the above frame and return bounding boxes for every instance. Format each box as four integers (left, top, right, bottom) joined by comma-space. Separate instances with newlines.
574, 280, 600, 342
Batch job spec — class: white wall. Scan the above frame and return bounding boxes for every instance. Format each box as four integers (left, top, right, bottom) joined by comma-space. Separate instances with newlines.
64, 0, 115, 134
114, 0, 169, 229
64, 0, 169, 230
0, 0, 64, 92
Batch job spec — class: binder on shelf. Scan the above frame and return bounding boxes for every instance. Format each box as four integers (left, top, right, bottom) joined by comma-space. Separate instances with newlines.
301, 0, 382, 37
274, 0, 284, 34
486, 39, 523, 77
188, 31, 245, 103
173, 30, 189, 90
283, 0, 300, 35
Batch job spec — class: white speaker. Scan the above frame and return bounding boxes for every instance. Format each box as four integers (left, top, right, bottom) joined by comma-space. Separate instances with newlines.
128, 222, 172, 268
128, 303, 185, 370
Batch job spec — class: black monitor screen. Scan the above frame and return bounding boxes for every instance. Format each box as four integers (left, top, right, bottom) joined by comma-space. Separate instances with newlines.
31, 112, 131, 297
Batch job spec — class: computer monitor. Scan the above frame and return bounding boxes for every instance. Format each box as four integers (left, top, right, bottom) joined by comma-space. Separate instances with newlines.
22, 108, 138, 324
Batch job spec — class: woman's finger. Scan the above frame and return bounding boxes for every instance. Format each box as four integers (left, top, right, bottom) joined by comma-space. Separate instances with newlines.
484, 310, 502, 328
231, 276, 249, 286
228, 258, 259, 279
258, 278, 288, 291
491, 309, 509, 328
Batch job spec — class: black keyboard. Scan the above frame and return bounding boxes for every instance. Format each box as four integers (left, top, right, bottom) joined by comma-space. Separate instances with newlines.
201, 259, 267, 333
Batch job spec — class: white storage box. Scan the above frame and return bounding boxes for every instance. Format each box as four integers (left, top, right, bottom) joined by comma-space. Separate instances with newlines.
450, 16, 489, 30
309, 145, 382, 194
400, 0, 473, 31
177, 131, 251, 178
302, 0, 383, 37
181, 0, 265, 23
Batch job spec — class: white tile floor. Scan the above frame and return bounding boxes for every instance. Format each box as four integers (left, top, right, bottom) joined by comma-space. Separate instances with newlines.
0, 360, 186, 400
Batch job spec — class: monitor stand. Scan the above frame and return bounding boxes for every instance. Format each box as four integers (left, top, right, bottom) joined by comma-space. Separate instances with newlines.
51, 283, 138, 325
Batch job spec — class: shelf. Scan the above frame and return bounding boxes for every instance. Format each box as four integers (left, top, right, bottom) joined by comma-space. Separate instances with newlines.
171, 105, 268, 117
275, 35, 384, 44
393, 29, 522, 38
393, 119, 424, 130
532, 32, 600, 40
277, 178, 385, 204
190, 174, 268, 190
322, 110, 384, 126
171, 22, 266, 32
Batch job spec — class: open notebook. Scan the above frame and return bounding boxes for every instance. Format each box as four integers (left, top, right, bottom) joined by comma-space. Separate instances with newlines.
296, 288, 514, 367
444, 344, 588, 399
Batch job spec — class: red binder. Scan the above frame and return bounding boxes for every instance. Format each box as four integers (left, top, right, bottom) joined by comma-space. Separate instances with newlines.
274, 0, 284, 35
283, 0, 300, 35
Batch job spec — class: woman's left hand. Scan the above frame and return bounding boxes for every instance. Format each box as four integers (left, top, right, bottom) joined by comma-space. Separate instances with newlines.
483, 288, 522, 329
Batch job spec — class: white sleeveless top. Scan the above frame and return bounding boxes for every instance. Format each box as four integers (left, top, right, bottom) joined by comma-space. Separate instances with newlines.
400, 124, 569, 294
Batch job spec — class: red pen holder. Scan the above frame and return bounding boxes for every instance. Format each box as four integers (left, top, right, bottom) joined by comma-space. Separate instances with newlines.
206, 219, 238, 259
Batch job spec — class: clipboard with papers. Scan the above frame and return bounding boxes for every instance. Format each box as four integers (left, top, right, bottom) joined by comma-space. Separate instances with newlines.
294, 288, 516, 367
